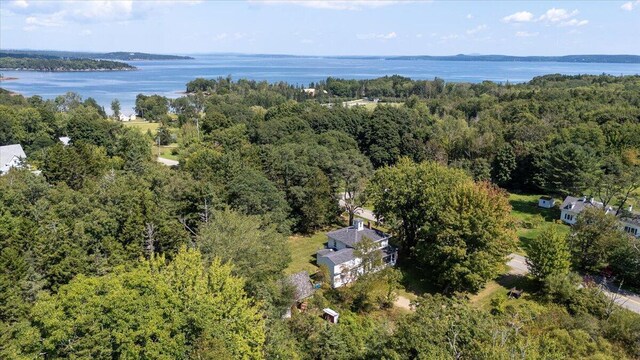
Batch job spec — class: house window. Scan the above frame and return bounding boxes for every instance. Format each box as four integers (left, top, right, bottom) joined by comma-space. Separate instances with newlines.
624, 226, 638, 236
564, 213, 574, 221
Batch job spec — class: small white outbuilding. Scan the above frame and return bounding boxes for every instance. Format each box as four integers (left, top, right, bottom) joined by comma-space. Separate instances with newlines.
538, 196, 555, 209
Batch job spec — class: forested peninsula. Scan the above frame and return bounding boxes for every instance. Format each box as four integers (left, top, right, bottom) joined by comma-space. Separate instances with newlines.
0, 56, 135, 72
1, 50, 193, 60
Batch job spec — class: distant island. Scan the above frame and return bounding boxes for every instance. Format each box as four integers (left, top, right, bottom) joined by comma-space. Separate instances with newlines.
384, 54, 640, 64
1, 50, 194, 61
0, 49, 193, 72
0, 57, 135, 72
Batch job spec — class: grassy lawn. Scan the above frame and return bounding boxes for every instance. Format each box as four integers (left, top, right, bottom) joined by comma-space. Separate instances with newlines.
152, 144, 179, 160
285, 231, 330, 275
469, 274, 538, 310
123, 121, 160, 134
509, 193, 569, 252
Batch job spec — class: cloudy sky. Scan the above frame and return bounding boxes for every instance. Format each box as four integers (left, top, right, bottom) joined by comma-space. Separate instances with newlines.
1, 0, 639, 56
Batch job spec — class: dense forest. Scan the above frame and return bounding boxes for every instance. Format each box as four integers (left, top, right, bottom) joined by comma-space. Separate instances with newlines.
0, 56, 135, 71
1, 74, 639, 359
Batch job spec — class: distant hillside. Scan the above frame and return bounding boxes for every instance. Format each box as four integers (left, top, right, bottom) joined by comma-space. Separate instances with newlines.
0, 50, 193, 61
386, 54, 640, 64
0, 57, 135, 72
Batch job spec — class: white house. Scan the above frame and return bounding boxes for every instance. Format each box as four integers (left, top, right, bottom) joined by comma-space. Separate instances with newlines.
58, 136, 71, 146
118, 114, 137, 122
316, 219, 397, 288
0, 144, 26, 175
538, 196, 555, 209
560, 196, 639, 237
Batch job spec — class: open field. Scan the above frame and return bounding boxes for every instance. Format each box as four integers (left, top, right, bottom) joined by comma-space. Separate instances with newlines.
123, 121, 160, 133
509, 193, 569, 252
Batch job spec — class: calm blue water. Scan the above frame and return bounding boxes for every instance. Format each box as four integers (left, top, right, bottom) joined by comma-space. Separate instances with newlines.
2, 54, 639, 114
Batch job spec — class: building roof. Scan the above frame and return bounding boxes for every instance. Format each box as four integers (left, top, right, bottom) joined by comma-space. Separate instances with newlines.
323, 308, 338, 316
561, 196, 605, 213
317, 249, 334, 257
287, 271, 315, 301
0, 144, 26, 174
540, 196, 554, 201
327, 226, 390, 248
59, 136, 71, 146
562, 196, 640, 226
319, 248, 356, 265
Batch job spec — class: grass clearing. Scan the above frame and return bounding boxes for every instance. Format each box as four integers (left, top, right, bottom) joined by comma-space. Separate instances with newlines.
285, 231, 330, 275
152, 144, 179, 160
509, 193, 569, 251
123, 121, 160, 134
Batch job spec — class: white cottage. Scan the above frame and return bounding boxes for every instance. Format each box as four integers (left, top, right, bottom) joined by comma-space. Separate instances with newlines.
0, 144, 26, 175
316, 219, 397, 288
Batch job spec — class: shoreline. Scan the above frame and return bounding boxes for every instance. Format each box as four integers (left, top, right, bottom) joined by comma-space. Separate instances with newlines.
0, 76, 19, 81
0, 68, 137, 73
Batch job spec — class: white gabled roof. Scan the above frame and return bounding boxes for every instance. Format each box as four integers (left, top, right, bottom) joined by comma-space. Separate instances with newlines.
0, 144, 26, 174
323, 308, 338, 316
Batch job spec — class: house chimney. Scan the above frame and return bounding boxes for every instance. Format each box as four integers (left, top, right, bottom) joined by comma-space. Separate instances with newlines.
366, 221, 371, 229
353, 219, 364, 231
589, 197, 594, 204
629, 205, 634, 212
581, 196, 586, 202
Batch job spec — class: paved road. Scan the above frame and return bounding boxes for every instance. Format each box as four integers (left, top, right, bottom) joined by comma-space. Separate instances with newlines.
338, 194, 378, 222
157, 157, 179, 166
507, 254, 640, 314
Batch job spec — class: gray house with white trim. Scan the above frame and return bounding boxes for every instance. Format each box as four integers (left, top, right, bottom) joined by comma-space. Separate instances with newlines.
317, 219, 397, 288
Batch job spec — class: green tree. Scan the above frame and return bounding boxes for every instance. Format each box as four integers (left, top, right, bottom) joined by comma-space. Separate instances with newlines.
41, 142, 110, 190
368, 158, 470, 254
417, 182, 517, 293
526, 227, 571, 282
196, 210, 290, 288
353, 236, 384, 276
541, 142, 598, 196
569, 207, 624, 273
492, 144, 516, 186
110, 98, 121, 120
13, 247, 265, 359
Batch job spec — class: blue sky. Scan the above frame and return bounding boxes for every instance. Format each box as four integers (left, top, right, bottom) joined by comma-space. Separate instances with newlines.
1, 0, 639, 56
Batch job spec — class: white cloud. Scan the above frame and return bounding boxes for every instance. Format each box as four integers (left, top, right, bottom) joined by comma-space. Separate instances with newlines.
537, 8, 588, 27
466, 24, 487, 35
502, 11, 534, 23
560, 19, 588, 27
81, 29, 92, 36
466, 13, 473, 19
416, 33, 423, 38
11, 0, 29, 8
25, 11, 65, 27
256, 1, 406, 11
538, 8, 578, 22
621, 0, 640, 10
14, 1, 202, 30
515, 31, 538, 37
214, 33, 229, 41
356, 31, 397, 40
440, 34, 459, 41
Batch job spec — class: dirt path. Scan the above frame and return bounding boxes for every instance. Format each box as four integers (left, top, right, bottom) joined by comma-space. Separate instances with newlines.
394, 295, 413, 311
